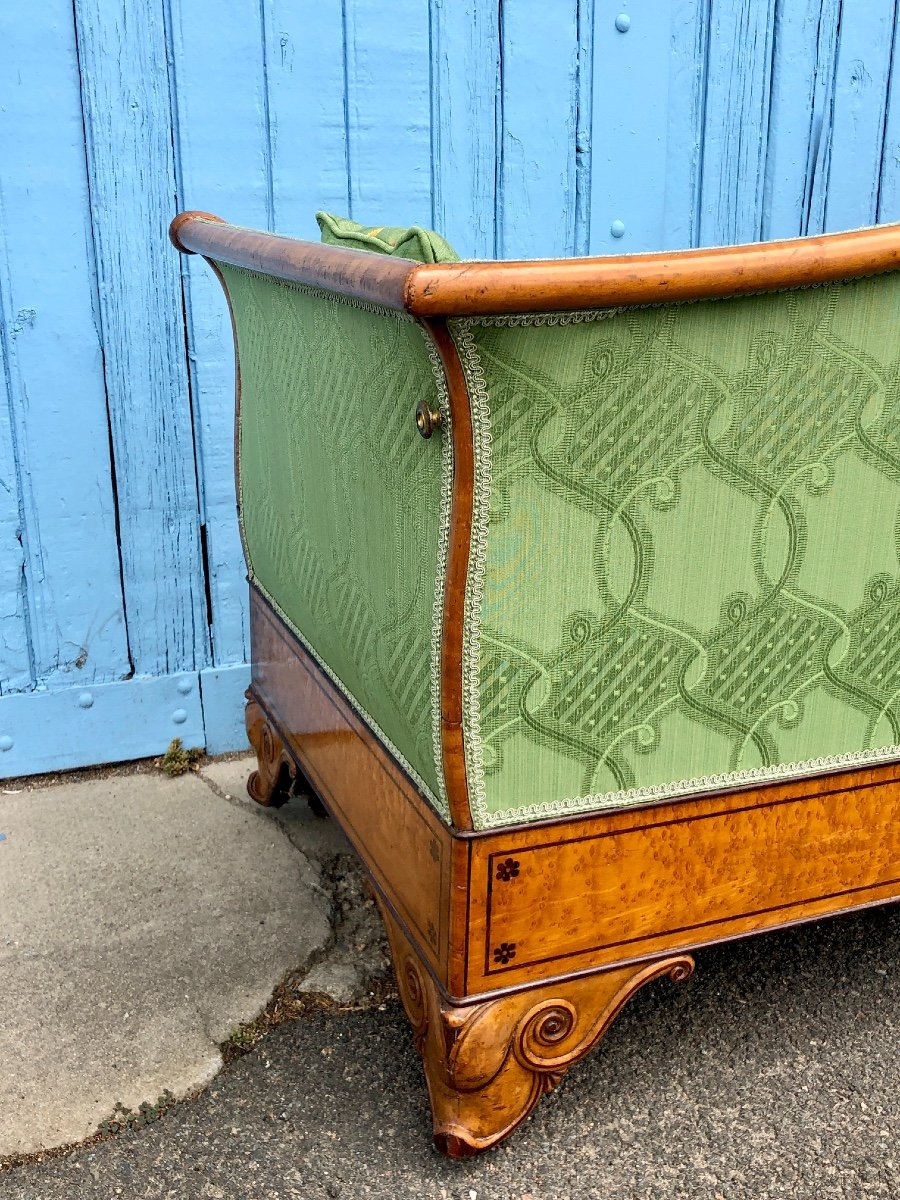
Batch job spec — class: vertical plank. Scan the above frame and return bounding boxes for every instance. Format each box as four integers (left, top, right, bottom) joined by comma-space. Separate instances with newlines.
166, 0, 270, 230
344, 0, 433, 227
74, 0, 208, 677
878, 9, 900, 223
698, 0, 777, 246
430, 0, 500, 258
824, 0, 897, 231
0, 330, 30, 695
662, 0, 711, 250
0, 0, 129, 692
762, 0, 842, 240
263, 0, 348, 237
166, 0, 271, 676
498, 0, 579, 258
589, 2, 703, 255
573, 0, 594, 256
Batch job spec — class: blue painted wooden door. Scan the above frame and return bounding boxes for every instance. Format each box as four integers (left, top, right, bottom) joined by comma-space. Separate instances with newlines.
2, 0, 899, 777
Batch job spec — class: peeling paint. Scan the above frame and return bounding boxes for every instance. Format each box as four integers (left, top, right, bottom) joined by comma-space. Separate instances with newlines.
6, 0, 900, 774
10, 309, 35, 337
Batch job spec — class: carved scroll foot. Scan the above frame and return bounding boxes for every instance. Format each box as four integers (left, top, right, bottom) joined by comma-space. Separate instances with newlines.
244, 692, 297, 808
378, 904, 694, 1158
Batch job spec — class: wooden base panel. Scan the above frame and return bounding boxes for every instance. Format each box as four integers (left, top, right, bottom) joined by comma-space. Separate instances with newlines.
247, 590, 456, 990
243, 588, 900, 1155
379, 900, 693, 1157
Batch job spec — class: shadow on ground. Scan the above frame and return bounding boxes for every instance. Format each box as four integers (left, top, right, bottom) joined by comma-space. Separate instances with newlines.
1, 903, 897, 1200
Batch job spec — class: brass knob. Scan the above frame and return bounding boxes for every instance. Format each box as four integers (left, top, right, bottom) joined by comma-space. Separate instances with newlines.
415, 400, 442, 439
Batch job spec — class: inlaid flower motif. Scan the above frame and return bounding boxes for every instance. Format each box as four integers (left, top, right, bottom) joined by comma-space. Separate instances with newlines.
495, 858, 520, 882
493, 942, 517, 965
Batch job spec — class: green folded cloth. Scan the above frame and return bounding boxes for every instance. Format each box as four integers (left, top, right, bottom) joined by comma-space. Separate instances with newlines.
316, 211, 460, 264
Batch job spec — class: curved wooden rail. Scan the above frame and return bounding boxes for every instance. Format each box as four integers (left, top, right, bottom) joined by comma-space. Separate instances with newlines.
171, 211, 900, 316
170, 211, 415, 311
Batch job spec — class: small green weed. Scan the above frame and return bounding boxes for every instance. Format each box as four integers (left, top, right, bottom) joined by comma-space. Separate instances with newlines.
227, 1026, 257, 1049
159, 738, 204, 776
97, 1091, 176, 1136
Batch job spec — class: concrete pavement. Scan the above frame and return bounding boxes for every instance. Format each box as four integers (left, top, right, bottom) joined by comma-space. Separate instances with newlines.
0, 756, 898, 1197
1, 905, 898, 1199
0, 756, 389, 1163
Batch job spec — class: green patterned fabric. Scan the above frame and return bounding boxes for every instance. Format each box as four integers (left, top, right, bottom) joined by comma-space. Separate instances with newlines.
217, 263, 451, 817
316, 211, 460, 263
454, 273, 900, 828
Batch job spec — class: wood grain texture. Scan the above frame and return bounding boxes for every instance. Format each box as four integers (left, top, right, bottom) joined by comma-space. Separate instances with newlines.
0, 0, 129, 694
406, 220, 900, 314
74, 0, 207, 677
762, 0, 842, 239
464, 763, 900, 994
825, 0, 898, 232
175, 215, 900, 320
244, 691, 297, 806
698, 0, 778, 245
174, 215, 415, 310
248, 589, 453, 985
344, 0, 432, 227
242, 565, 900, 1154
498, 0, 580, 260
381, 898, 693, 1158
421, 319, 474, 833
430, 0, 500, 259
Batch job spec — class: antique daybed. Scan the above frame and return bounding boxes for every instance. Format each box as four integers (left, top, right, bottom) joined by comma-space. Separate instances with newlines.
171, 211, 900, 1156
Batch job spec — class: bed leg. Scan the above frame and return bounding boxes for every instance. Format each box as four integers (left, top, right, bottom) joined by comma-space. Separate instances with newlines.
378, 901, 693, 1157
244, 691, 296, 808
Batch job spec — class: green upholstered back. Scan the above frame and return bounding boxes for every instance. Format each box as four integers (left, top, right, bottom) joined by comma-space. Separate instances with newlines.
453, 273, 900, 827
218, 264, 451, 817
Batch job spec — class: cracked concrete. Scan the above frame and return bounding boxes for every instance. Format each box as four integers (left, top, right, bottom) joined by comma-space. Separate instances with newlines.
199, 758, 393, 1007
0, 756, 389, 1161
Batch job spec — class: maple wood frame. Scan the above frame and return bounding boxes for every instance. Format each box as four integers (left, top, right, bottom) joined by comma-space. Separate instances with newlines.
172, 212, 900, 1157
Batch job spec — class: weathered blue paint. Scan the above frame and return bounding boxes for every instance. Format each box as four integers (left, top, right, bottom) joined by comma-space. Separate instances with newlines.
430, 0, 500, 258
761, 0, 842, 239
167, 0, 269, 686
0, 1, 130, 699
4, 1, 900, 777
74, 0, 209, 678
264, 0, 349, 234
700, 0, 778, 245
590, 1, 682, 253
825, 0, 898, 232
0, 673, 204, 776
346, 0, 433, 226
199, 663, 252, 756
499, 1, 579, 259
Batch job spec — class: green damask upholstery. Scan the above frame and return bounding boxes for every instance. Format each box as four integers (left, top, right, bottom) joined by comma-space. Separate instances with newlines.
455, 274, 900, 827
222, 251, 900, 832
219, 264, 452, 818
